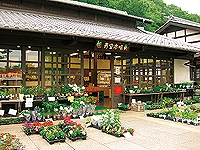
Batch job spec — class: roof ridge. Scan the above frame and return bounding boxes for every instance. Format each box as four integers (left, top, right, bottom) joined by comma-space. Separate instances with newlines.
168, 15, 200, 26
49, 0, 153, 23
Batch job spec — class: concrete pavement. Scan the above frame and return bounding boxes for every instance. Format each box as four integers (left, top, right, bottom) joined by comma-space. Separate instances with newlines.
1, 110, 200, 150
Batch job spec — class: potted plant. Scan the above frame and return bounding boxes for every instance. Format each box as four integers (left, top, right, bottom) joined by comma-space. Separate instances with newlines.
33, 85, 46, 100
22, 121, 34, 135
19, 85, 26, 100
0, 133, 25, 149
45, 131, 55, 144
59, 132, 66, 142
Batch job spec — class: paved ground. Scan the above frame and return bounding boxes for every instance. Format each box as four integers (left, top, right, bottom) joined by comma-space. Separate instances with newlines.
1, 110, 200, 150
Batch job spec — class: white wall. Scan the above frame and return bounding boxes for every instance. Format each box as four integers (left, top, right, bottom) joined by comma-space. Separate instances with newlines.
174, 59, 191, 84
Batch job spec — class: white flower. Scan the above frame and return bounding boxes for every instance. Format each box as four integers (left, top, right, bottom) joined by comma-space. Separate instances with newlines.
72, 87, 78, 92
81, 86, 85, 90
60, 106, 63, 110
69, 130, 73, 134
80, 101, 85, 105
69, 107, 73, 111
67, 109, 71, 113
68, 84, 73, 87
82, 131, 86, 135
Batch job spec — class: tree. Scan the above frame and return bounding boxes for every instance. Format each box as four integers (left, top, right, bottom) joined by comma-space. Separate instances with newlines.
73, 0, 200, 32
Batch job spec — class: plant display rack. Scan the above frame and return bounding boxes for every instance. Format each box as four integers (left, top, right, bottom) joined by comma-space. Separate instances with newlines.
146, 104, 200, 126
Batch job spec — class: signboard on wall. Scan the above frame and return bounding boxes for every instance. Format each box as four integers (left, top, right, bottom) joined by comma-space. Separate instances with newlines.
95, 40, 130, 52
114, 85, 123, 94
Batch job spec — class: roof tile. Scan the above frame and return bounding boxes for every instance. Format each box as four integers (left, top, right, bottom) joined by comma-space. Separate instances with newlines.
0, 9, 199, 52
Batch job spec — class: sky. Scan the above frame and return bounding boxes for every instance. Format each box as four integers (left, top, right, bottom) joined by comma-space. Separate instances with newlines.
163, 0, 200, 15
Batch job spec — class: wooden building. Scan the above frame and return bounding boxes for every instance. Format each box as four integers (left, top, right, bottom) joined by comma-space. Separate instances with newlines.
0, 0, 200, 108
156, 16, 200, 82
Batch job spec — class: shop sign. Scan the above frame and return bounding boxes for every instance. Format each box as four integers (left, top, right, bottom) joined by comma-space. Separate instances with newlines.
95, 40, 130, 52
114, 86, 123, 94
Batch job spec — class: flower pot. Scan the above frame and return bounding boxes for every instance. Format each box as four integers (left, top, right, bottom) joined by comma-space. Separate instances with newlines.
80, 135, 87, 140
68, 136, 78, 141
60, 138, 66, 142
19, 93, 24, 100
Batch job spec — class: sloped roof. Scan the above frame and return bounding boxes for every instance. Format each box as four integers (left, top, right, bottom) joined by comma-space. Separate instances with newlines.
156, 15, 200, 33
0, 8, 199, 52
49, 0, 153, 23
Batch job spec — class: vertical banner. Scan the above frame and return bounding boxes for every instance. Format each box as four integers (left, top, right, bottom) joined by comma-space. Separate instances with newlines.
114, 86, 123, 94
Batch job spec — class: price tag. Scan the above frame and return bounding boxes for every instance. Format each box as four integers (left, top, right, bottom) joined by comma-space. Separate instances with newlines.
123, 132, 132, 138
8, 108, 17, 116
26, 98, 33, 102
48, 97, 55, 101
132, 99, 136, 104
25, 102, 33, 108
0, 110, 5, 116
45, 118, 53, 122
115, 77, 121, 83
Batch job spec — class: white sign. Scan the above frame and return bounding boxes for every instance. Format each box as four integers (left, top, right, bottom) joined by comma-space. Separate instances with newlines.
132, 99, 136, 104
115, 77, 121, 84
45, 118, 53, 122
115, 66, 121, 75
0, 110, 5, 116
26, 98, 33, 102
48, 97, 55, 101
123, 132, 132, 138
8, 108, 17, 116
25, 102, 33, 108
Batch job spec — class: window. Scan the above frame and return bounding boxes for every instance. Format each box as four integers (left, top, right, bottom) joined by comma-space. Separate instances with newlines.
25, 49, 41, 86
44, 50, 82, 87
0, 47, 22, 94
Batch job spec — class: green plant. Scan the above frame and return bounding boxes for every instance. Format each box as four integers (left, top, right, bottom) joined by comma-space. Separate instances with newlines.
46, 132, 55, 140
60, 132, 66, 139
20, 85, 26, 94
161, 97, 174, 108
33, 85, 46, 97
42, 101, 59, 117
118, 103, 128, 110
153, 86, 161, 92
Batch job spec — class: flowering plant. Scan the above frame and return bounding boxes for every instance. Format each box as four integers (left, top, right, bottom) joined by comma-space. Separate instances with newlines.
39, 125, 66, 142
22, 121, 34, 135
86, 96, 98, 104
89, 109, 135, 137
68, 123, 87, 138
22, 120, 53, 135
60, 116, 87, 140
59, 106, 72, 115
0, 133, 25, 150
67, 84, 85, 96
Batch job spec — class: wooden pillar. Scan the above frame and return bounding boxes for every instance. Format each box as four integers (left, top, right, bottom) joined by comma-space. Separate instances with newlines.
80, 51, 84, 86
94, 52, 97, 86
111, 53, 114, 108
21, 46, 26, 86
41, 47, 45, 88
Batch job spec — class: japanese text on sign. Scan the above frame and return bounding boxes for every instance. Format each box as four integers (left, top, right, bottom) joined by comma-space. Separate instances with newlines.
96, 40, 130, 52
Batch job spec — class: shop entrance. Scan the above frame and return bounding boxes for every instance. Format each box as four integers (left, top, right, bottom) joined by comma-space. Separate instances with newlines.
83, 52, 112, 108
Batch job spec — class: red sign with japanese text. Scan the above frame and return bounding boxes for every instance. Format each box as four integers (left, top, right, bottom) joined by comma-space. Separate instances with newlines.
114, 86, 123, 94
